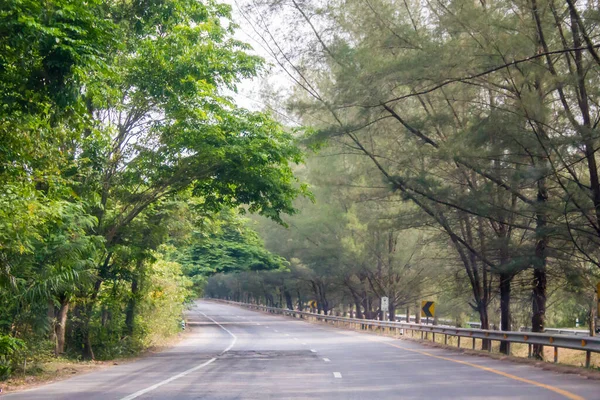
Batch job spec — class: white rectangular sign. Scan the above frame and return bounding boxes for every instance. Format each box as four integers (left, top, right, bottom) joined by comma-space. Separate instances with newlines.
381, 297, 389, 312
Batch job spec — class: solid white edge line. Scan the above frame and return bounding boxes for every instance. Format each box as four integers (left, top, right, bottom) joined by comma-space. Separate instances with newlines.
199, 311, 238, 354
120, 311, 237, 400
333, 372, 342, 378
120, 358, 216, 400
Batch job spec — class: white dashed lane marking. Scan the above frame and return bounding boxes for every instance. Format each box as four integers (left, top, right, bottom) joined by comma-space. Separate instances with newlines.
333, 372, 342, 378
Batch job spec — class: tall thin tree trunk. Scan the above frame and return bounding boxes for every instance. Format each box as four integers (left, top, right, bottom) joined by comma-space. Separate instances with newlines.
284, 287, 293, 310
125, 277, 139, 335
499, 273, 512, 354
532, 178, 548, 359
297, 289, 303, 310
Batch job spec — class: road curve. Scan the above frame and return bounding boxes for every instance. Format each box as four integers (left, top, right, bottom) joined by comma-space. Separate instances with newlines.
2, 300, 598, 399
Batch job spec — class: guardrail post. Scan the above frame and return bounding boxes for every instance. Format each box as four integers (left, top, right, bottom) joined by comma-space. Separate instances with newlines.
472, 337, 476, 350
586, 350, 591, 368
554, 347, 558, 363
444, 334, 448, 345
432, 332, 436, 343
457, 336, 461, 348
528, 344, 532, 357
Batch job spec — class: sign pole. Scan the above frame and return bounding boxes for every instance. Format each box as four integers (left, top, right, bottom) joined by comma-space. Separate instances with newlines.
381, 297, 389, 321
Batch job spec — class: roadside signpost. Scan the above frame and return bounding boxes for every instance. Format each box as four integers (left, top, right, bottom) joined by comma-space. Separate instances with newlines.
421, 300, 435, 325
381, 297, 389, 321
381, 297, 389, 311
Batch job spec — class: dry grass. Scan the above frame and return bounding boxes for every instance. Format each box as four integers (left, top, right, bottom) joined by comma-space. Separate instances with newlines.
0, 359, 108, 394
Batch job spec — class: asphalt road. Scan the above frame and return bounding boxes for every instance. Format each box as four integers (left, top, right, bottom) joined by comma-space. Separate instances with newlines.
3, 300, 599, 400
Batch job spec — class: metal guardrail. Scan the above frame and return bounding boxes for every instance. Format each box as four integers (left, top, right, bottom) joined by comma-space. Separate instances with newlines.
395, 315, 473, 325
520, 326, 590, 336
397, 315, 590, 335
215, 300, 600, 368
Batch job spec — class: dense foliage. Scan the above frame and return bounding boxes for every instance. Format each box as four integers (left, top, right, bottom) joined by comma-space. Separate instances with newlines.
0, 0, 303, 376
206, 0, 600, 358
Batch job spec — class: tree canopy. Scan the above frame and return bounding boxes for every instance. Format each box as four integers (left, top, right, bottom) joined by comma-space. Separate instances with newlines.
0, 0, 305, 371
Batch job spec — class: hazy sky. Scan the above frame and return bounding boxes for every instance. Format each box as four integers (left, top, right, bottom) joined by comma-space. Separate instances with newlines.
224, 0, 298, 120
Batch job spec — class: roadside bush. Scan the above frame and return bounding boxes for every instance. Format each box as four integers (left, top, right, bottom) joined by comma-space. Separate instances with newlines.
0, 334, 26, 380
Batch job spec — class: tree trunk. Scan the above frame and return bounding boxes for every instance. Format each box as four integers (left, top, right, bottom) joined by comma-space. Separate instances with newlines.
478, 301, 490, 350
529, 0, 551, 361
353, 296, 363, 319
589, 305, 596, 337
284, 287, 293, 310
531, 266, 546, 359
499, 273, 512, 354
297, 289, 303, 310
532, 175, 548, 359
388, 302, 395, 322
415, 304, 421, 324
125, 277, 139, 335
55, 298, 69, 356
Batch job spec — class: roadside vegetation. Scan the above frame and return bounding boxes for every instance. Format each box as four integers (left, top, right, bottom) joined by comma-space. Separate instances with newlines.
0, 0, 304, 381
205, 0, 600, 361
3, 0, 600, 382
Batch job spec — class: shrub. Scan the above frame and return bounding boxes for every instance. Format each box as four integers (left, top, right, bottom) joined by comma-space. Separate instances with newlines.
0, 335, 26, 380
